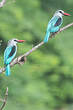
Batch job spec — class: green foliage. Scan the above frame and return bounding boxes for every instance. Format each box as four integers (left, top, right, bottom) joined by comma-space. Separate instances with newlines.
0, 0, 73, 110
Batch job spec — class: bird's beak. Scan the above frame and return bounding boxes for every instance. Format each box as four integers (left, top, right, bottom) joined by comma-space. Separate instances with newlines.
17, 40, 26, 43
63, 12, 70, 16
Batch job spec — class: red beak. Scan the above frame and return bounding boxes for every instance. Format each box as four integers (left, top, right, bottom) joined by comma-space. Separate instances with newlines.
64, 12, 70, 16
17, 40, 26, 43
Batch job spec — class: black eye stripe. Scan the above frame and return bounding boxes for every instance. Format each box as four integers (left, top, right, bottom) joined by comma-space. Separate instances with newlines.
14, 40, 17, 42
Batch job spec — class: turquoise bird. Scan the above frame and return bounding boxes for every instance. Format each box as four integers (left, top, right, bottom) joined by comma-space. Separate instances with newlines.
44, 10, 70, 43
4, 38, 25, 76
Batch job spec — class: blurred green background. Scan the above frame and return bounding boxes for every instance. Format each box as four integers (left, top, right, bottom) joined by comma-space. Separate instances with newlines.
0, 0, 73, 110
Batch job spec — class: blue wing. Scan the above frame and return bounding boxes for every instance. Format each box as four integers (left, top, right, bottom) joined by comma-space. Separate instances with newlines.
50, 16, 63, 32
4, 46, 17, 65
50, 16, 63, 26
47, 16, 63, 32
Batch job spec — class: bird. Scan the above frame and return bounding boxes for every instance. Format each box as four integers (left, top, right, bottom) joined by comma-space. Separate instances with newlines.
4, 38, 25, 76
43, 10, 70, 43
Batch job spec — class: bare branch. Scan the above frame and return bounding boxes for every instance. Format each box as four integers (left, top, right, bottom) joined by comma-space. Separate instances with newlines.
0, 22, 73, 74
0, 87, 8, 110
0, 0, 6, 8
0, 0, 16, 8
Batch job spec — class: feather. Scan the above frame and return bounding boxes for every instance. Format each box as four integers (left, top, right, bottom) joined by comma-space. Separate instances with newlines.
44, 31, 50, 43
5, 64, 10, 76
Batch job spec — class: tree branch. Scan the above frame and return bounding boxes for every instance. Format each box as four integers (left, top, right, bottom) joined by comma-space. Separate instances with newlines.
0, 0, 6, 8
0, 22, 73, 74
0, 87, 8, 110
0, 0, 16, 8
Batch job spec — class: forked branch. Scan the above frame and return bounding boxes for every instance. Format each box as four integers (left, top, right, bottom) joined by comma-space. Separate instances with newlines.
0, 0, 6, 8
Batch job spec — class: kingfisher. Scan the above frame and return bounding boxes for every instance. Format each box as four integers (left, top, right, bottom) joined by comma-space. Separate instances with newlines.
4, 38, 25, 76
44, 10, 70, 43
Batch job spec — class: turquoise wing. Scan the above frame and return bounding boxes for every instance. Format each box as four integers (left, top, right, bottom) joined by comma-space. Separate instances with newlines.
46, 16, 63, 32
4, 46, 16, 65
50, 16, 63, 27
50, 16, 63, 32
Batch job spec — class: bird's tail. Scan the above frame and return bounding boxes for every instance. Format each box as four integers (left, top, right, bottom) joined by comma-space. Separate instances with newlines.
43, 31, 50, 43
5, 64, 10, 76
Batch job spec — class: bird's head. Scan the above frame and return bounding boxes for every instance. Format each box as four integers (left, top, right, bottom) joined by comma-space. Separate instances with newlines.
8, 38, 25, 46
54, 10, 70, 17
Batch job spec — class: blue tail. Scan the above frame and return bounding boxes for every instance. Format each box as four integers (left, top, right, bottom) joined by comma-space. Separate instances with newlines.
43, 31, 50, 43
5, 64, 10, 76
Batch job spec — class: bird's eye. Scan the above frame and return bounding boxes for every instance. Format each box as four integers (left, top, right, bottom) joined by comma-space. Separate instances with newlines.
59, 11, 62, 13
14, 40, 17, 42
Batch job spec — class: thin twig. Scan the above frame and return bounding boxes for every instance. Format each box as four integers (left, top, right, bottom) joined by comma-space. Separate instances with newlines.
0, 87, 8, 110
0, 22, 73, 74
